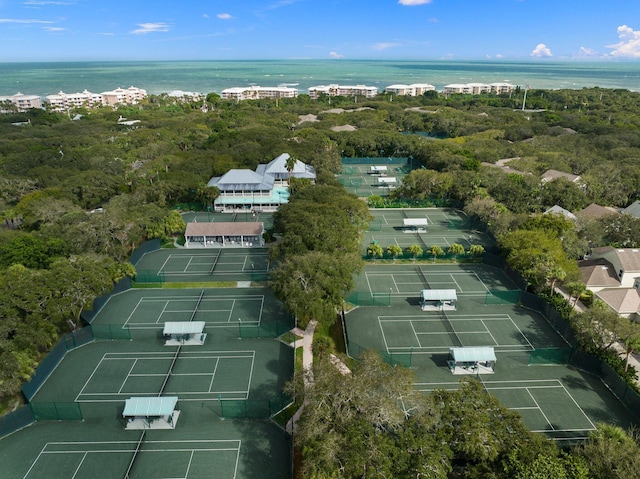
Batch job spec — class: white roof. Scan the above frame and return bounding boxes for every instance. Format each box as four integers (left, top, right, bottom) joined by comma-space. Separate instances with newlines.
404, 218, 427, 226
421, 289, 457, 301
378, 177, 396, 184
450, 347, 496, 363
163, 321, 206, 335
123, 396, 178, 417
370, 165, 388, 171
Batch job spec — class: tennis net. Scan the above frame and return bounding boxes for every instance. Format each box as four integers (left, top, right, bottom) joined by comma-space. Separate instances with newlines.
416, 233, 428, 250
124, 430, 146, 479
159, 346, 181, 396
416, 267, 430, 289
189, 289, 205, 322
441, 309, 462, 347
209, 249, 222, 274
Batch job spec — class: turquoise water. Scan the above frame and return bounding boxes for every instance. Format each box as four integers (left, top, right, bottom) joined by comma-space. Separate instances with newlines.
1, 60, 639, 96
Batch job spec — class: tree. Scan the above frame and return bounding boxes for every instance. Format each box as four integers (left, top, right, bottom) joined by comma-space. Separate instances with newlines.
285, 154, 297, 184
367, 242, 384, 261
564, 280, 587, 307
406, 243, 423, 261
447, 242, 465, 261
387, 244, 403, 263
574, 424, 640, 479
270, 251, 361, 328
429, 244, 445, 263
620, 325, 640, 372
570, 302, 633, 353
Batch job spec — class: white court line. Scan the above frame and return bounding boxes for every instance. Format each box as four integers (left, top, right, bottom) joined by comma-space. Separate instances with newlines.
474, 272, 491, 292
365, 271, 374, 295
123, 297, 144, 328
479, 319, 499, 345
379, 318, 391, 353
508, 315, 534, 350
157, 300, 170, 324
526, 388, 554, 430
71, 452, 88, 479
392, 274, 400, 293
257, 296, 265, 325
157, 254, 172, 273
559, 381, 598, 430
245, 352, 256, 399
185, 450, 195, 479
118, 359, 139, 394
449, 274, 463, 292
409, 321, 421, 348
208, 358, 220, 393
227, 299, 235, 323
183, 256, 194, 273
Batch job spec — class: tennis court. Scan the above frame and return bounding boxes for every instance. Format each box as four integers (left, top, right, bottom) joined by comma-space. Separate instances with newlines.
182, 210, 274, 230
338, 158, 415, 197
135, 248, 269, 283
89, 288, 291, 333
75, 349, 255, 402
415, 376, 600, 440
23, 437, 242, 479
379, 312, 534, 353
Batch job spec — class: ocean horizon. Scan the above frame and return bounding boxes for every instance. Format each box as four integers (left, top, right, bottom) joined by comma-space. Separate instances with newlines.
1, 60, 639, 98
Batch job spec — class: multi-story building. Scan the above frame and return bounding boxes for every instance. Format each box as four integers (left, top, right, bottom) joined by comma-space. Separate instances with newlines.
385, 83, 436, 96
0, 93, 42, 111
220, 86, 298, 101
443, 82, 515, 96
46, 90, 104, 110
307, 84, 378, 99
101, 86, 147, 106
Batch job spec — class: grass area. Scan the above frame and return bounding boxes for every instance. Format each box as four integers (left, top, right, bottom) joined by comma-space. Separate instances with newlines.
280, 331, 304, 345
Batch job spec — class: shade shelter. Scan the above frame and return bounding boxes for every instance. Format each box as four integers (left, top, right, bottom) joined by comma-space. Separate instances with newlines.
420, 289, 457, 311
377, 177, 397, 187
184, 222, 264, 248
448, 347, 496, 375
163, 321, 206, 346
369, 165, 388, 175
123, 396, 180, 430
403, 217, 427, 232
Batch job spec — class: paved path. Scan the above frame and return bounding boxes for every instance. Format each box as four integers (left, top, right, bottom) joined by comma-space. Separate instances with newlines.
285, 321, 316, 434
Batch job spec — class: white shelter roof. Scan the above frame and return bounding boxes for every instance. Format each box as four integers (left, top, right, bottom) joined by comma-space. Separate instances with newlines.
421, 289, 457, 301
449, 347, 496, 363
123, 397, 178, 417
163, 321, 206, 335
404, 218, 427, 226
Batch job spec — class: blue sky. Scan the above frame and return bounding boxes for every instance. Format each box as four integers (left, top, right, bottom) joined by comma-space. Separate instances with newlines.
1, 0, 640, 61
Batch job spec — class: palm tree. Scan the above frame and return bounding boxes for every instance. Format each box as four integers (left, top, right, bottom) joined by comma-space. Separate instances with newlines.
367, 243, 384, 262
468, 244, 485, 257
285, 155, 297, 185
447, 243, 465, 262
429, 245, 444, 263
387, 244, 403, 263
546, 264, 567, 296
622, 333, 640, 372
406, 244, 423, 262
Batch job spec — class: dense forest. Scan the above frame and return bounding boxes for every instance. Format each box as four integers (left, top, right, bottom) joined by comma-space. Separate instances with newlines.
2, 87, 640, 477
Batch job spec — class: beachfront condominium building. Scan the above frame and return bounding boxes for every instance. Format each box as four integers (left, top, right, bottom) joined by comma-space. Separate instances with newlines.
385, 83, 436, 96
101, 86, 147, 106
220, 86, 299, 101
46, 90, 105, 110
307, 84, 378, 99
443, 82, 515, 96
0, 93, 43, 111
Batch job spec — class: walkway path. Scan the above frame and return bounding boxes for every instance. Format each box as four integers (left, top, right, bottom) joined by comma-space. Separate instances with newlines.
285, 321, 316, 434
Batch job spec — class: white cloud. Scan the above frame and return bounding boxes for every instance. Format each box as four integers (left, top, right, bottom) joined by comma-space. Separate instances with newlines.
607, 25, 640, 58
23, 1, 73, 5
576, 46, 601, 58
329, 51, 344, 59
428, 17, 438, 23
43, 26, 65, 31
398, 0, 432, 5
530, 43, 552, 57
202, 14, 209, 18
0, 18, 54, 23
130, 22, 170, 35
373, 42, 401, 50
217, 13, 232, 20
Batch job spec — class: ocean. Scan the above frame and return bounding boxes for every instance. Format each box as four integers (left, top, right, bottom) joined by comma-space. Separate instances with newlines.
1, 60, 639, 97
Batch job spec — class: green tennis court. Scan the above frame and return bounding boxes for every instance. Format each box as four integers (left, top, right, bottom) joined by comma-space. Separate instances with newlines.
135, 248, 270, 283
337, 160, 413, 197
379, 312, 534, 353
75, 349, 255, 402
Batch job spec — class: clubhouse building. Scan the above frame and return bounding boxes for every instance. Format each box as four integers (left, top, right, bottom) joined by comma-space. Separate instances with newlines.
206, 153, 316, 213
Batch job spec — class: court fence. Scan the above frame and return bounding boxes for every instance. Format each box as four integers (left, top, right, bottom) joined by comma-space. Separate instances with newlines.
346, 340, 413, 368
132, 270, 166, 285
129, 239, 161, 266
29, 402, 83, 421
528, 346, 577, 365
81, 276, 132, 324
215, 394, 292, 419
342, 156, 416, 167
238, 318, 294, 339
482, 253, 529, 291
0, 406, 34, 440
345, 291, 392, 307
484, 290, 521, 305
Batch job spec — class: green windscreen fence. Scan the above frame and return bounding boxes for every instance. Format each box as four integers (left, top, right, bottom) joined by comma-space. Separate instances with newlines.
91, 324, 131, 340
448, 218, 471, 230
345, 291, 391, 307
529, 347, 576, 365
29, 402, 83, 421
216, 395, 292, 419
238, 319, 292, 339
485, 290, 521, 305
133, 270, 165, 285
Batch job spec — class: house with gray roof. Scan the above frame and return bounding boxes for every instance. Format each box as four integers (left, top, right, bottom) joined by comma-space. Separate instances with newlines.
622, 200, 640, 219
577, 203, 619, 220
207, 153, 315, 213
544, 205, 577, 221
579, 247, 640, 318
